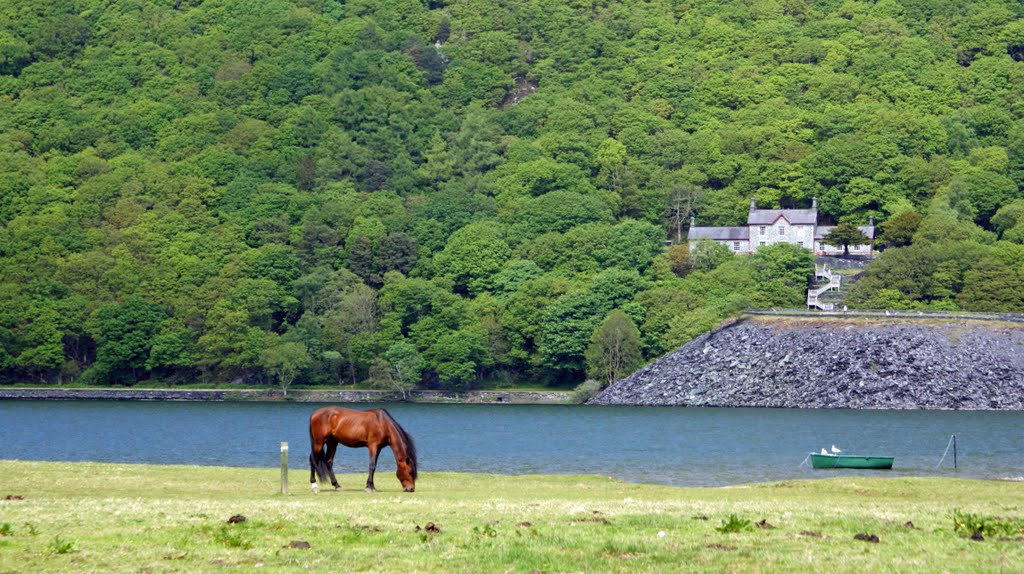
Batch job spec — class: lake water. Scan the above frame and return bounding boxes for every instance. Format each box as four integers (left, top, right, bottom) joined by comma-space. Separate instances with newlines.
1, 401, 1021, 487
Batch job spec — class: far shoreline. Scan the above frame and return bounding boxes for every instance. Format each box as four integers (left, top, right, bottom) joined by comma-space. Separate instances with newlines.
0, 387, 572, 404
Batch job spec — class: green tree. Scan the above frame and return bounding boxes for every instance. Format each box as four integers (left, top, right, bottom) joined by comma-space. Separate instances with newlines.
991, 200, 1024, 240
0, 31, 31, 75
878, 211, 922, 248
688, 239, 732, 272
449, 104, 503, 179
382, 340, 425, 399
32, 14, 91, 59
4, 303, 65, 382
492, 260, 543, 300
426, 327, 491, 391
500, 274, 566, 369
822, 222, 870, 255
750, 243, 814, 306
196, 304, 265, 379
89, 295, 167, 384
374, 233, 419, 279
259, 338, 313, 396
540, 291, 603, 373
948, 171, 1019, 227
415, 131, 455, 185
434, 221, 511, 296
323, 284, 379, 385
666, 183, 703, 244
585, 310, 643, 386
595, 138, 637, 213
505, 191, 615, 242
956, 258, 1024, 312
145, 326, 195, 374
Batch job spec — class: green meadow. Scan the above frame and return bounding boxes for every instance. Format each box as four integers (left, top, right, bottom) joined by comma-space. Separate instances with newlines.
0, 461, 1021, 573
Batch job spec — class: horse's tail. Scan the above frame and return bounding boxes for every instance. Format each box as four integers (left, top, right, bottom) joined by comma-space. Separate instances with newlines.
309, 423, 329, 483
380, 409, 417, 480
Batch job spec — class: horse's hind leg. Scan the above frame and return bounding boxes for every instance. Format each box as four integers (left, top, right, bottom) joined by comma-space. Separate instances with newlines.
310, 436, 323, 493
325, 441, 341, 490
365, 446, 381, 493
309, 452, 319, 493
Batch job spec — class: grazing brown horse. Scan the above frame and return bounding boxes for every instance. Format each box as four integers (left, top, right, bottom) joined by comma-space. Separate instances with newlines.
309, 406, 418, 493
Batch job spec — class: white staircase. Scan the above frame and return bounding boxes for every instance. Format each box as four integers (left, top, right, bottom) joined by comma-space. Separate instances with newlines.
807, 264, 841, 311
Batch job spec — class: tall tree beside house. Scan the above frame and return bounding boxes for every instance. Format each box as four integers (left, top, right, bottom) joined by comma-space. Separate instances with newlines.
666, 182, 703, 244
822, 223, 871, 256
585, 309, 642, 386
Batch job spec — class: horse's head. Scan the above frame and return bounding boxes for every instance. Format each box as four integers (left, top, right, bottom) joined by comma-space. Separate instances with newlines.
397, 456, 416, 492
380, 409, 417, 492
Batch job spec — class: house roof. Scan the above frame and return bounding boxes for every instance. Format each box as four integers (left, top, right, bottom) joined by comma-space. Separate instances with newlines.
815, 226, 875, 240
747, 209, 818, 225
688, 226, 748, 241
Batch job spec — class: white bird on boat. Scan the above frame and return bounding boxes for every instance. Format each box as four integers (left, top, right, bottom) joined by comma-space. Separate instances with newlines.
821, 448, 828, 455
831, 445, 842, 453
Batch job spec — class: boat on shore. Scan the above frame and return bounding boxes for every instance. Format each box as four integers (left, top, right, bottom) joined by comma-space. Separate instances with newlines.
810, 453, 894, 469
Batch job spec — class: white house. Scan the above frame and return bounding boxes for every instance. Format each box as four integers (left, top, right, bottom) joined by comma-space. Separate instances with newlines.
688, 198, 874, 256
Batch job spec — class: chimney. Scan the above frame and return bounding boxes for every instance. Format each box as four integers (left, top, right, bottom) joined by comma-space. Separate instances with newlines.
868, 216, 874, 226
750, 197, 757, 211
811, 197, 817, 210
690, 215, 695, 227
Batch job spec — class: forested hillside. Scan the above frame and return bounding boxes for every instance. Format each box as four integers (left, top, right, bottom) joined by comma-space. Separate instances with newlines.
2, 0, 1023, 390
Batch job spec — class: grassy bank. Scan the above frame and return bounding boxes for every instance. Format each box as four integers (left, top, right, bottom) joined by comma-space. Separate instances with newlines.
0, 462, 1021, 573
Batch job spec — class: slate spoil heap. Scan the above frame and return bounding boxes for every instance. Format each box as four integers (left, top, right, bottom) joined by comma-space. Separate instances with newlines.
590, 319, 1024, 409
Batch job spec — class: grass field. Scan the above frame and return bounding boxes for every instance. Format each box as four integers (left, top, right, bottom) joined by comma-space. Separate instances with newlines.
0, 461, 1021, 573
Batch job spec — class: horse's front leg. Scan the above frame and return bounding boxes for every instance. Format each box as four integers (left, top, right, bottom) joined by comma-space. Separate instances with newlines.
365, 446, 381, 493
326, 441, 341, 491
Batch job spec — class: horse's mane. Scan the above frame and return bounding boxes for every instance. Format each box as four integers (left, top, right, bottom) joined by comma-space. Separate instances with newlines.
379, 409, 418, 479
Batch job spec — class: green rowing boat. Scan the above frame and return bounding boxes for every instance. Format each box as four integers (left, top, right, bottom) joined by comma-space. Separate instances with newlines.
810, 453, 894, 470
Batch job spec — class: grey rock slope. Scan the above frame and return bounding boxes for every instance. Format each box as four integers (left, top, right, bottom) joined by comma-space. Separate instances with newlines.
590, 318, 1024, 409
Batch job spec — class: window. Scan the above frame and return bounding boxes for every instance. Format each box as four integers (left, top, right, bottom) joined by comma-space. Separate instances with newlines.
759, 241, 766, 247
778, 226, 785, 235
797, 241, 804, 248
733, 241, 740, 251
759, 226, 766, 235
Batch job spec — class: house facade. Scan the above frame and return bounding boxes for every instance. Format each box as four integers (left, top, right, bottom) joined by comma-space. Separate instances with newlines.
687, 198, 875, 256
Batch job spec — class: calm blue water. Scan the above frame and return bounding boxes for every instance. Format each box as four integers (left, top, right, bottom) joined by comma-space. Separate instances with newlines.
0, 401, 1021, 486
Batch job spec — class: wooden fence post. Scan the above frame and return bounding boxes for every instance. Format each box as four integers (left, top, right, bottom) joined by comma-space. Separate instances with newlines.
280, 442, 289, 495
952, 434, 957, 470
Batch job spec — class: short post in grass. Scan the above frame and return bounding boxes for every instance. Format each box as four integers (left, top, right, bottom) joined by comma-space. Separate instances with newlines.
280, 441, 289, 495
